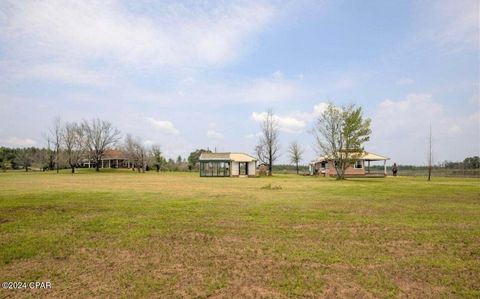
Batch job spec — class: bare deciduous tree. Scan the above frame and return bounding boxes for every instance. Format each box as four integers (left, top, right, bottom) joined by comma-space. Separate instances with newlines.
82, 119, 121, 172
124, 134, 137, 171
48, 117, 62, 173
255, 109, 280, 176
62, 122, 85, 174
313, 103, 371, 180
136, 144, 147, 173
46, 138, 55, 171
288, 141, 304, 175
124, 134, 147, 173
15, 148, 34, 172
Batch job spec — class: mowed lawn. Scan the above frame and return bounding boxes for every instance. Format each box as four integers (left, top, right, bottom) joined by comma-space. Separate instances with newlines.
0, 171, 479, 298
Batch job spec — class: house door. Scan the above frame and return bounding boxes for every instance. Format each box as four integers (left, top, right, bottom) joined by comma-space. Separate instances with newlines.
239, 162, 248, 175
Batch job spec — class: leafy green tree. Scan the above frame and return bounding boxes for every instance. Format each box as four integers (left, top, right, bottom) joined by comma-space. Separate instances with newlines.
187, 149, 211, 171
150, 145, 163, 172
0, 147, 15, 171
313, 103, 371, 180
464, 156, 480, 169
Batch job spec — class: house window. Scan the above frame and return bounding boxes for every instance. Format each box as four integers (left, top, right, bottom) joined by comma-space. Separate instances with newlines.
354, 160, 363, 169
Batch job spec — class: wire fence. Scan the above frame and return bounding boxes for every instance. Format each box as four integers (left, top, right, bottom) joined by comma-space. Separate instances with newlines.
369, 167, 480, 178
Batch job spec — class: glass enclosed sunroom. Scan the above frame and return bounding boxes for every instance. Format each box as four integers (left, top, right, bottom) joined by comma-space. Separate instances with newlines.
199, 152, 257, 177
200, 160, 231, 177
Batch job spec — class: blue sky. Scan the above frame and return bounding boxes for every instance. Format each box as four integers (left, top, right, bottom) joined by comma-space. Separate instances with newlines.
0, 0, 478, 165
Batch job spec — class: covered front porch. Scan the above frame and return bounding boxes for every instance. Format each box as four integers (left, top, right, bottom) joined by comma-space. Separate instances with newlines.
363, 152, 390, 177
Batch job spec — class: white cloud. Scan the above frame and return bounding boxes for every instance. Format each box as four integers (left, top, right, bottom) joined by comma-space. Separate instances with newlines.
272, 70, 283, 79
312, 102, 328, 118
396, 78, 415, 85
416, 0, 479, 51
241, 78, 296, 103
4, 137, 36, 147
146, 117, 179, 135
250, 102, 328, 134
469, 94, 480, 106
376, 94, 443, 134
251, 111, 306, 133
0, 1, 276, 69
371, 93, 480, 164
207, 129, 223, 139
11, 62, 111, 86
291, 102, 329, 122
448, 124, 462, 134
328, 71, 371, 90
143, 139, 154, 147
127, 72, 300, 106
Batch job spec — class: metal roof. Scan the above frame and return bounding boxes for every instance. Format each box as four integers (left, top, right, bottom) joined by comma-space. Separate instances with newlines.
311, 151, 389, 164
199, 152, 256, 162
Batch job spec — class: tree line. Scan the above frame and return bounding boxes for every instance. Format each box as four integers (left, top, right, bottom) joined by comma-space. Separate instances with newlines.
0, 118, 194, 173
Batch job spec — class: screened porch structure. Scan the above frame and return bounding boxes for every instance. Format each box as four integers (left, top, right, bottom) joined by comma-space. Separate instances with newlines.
199, 152, 257, 177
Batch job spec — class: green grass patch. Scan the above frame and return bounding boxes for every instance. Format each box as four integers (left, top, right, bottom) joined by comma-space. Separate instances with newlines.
0, 171, 479, 297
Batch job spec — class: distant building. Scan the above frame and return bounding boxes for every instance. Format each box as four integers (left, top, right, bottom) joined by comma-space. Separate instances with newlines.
199, 152, 257, 177
310, 151, 389, 177
81, 149, 130, 169
257, 163, 269, 176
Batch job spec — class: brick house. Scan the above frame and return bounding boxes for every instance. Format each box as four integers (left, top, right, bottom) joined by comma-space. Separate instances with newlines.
309, 151, 389, 177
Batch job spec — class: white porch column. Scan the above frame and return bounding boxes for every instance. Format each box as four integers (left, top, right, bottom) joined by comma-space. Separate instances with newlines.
384, 160, 387, 176
108, 160, 111, 168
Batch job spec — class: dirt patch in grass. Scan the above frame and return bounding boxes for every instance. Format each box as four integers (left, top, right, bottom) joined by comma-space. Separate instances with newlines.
321, 278, 373, 298
393, 274, 447, 298
260, 183, 283, 190
0, 217, 11, 224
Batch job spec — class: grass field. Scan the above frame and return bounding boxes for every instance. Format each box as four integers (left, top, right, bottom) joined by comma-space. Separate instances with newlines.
0, 170, 479, 298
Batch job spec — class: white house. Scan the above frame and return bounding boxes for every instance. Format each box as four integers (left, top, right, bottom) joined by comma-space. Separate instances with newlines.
199, 152, 257, 177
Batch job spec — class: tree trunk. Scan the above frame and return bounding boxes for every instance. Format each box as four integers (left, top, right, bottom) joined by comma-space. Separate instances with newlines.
96, 160, 100, 172
25, 166, 28, 172
71, 166, 75, 174
156, 165, 160, 172
268, 156, 272, 176
296, 163, 299, 175
428, 167, 431, 181
335, 162, 345, 180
